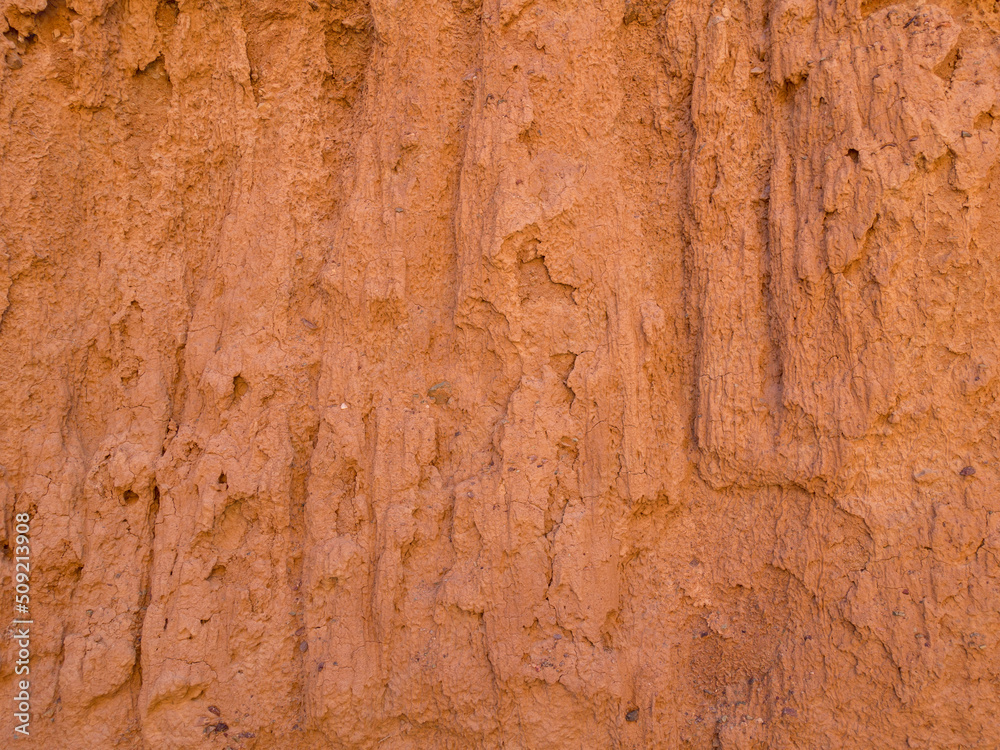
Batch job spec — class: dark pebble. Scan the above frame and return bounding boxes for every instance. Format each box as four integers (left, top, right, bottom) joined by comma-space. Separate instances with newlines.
208, 705, 221, 716
960, 466, 976, 477
626, 709, 639, 722
782, 707, 798, 717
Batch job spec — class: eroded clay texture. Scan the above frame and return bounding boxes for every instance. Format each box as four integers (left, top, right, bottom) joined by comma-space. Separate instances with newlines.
1, 0, 998, 747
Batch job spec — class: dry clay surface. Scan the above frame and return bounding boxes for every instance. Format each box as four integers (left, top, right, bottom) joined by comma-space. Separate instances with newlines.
1, 0, 999, 747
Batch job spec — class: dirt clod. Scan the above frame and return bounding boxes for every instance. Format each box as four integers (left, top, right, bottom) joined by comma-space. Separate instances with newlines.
427, 381, 452, 405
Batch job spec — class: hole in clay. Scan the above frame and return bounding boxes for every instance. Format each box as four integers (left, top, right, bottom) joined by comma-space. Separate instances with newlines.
233, 375, 249, 401
218, 473, 227, 486
156, 0, 179, 34
933, 45, 960, 83
847, 148, 859, 164
860, 0, 898, 18
123, 490, 140, 504
974, 111, 994, 130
